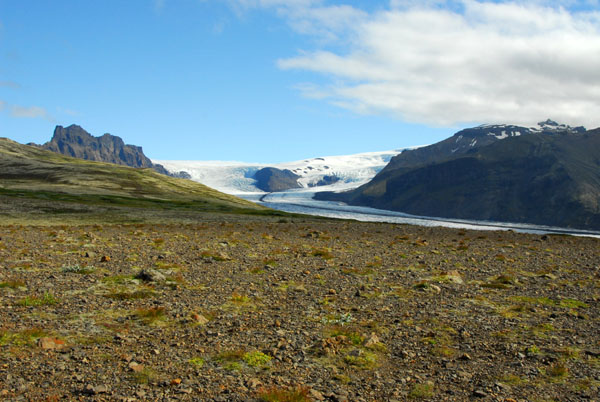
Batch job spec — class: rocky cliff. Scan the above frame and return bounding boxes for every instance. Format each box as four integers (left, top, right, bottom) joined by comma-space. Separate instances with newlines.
36, 125, 190, 179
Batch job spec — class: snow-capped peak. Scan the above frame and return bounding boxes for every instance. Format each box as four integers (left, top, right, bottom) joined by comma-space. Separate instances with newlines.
155, 149, 405, 195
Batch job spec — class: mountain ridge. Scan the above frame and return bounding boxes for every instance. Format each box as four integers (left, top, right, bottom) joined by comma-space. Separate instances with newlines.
316, 121, 600, 230
0, 137, 266, 218
34, 125, 191, 179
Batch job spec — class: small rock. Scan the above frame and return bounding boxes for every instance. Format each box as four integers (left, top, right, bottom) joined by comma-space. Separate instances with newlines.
458, 353, 472, 361
246, 378, 262, 389
83, 384, 108, 395
309, 389, 325, 401
364, 333, 380, 348
38, 337, 66, 350
84, 251, 96, 258
171, 378, 182, 386
191, 313, 209, 325
585, 349, 600, 357
473, 389, 488, 398
100, 255, 110, 262
128, 362, 144, 373
94, 385, 109, 394
135, 268, 165, 282
328, 289, 337, 295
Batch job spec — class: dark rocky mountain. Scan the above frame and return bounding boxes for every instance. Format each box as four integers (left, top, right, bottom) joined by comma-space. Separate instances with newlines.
253, 167, 301, 192
309, 175, 340, 187
35, 125, 190, 179
316, 121, 600, 230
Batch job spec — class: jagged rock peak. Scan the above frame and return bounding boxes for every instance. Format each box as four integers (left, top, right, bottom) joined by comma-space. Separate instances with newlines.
534, 119, 586, 133
38, 125, 190, 179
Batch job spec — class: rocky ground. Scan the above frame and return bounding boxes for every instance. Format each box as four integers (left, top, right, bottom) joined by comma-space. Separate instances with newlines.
0, 219, 599, 401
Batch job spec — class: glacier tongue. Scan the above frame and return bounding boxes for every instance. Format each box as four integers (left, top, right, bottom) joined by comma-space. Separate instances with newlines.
155, 149, 403, 195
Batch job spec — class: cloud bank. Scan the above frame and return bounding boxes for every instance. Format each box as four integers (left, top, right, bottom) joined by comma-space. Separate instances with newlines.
237, 0, 600, 127
9, 104, 55, 122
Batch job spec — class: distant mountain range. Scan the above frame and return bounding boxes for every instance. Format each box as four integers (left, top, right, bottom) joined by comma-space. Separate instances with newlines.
33, 125, 190, 179
316, 120, 600, 230
156, 150, 402, 194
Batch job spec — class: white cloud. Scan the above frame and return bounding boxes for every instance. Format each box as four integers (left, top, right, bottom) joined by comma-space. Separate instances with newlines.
269, 0, 600, 127
154, 0, 165, 12
57, 107, 80, 117
10, 105, 55, 122
0, 81, 20, 89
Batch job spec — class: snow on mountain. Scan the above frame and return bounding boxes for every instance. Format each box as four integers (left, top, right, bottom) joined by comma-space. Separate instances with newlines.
155, 149, 404, 195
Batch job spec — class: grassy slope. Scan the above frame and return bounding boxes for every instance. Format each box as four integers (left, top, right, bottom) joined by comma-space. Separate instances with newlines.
0, 138, 286, 224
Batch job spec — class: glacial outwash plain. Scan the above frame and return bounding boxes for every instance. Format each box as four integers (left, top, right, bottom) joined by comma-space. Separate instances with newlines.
0, 139, 599, 401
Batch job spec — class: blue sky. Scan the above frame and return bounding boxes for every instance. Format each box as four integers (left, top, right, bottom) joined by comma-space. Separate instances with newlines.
1, 1, 599, 162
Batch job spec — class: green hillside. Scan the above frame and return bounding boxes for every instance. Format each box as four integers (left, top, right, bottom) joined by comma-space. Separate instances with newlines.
0, 138, 276, 224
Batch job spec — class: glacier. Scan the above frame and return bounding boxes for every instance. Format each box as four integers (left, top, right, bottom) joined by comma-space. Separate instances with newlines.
155, 148, 599, 237
155, 149, 403, 195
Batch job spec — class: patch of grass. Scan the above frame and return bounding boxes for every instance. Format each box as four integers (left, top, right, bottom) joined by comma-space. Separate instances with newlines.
17, 292, 58, 306
105, 288, 154, 300
499, 374, 527, 386
343, 349, 378, 369
243, 351, 272, 367
508, 296, 589, 310
321, 313, 354, 326
249, 267, 266, 274
216, 349, 246, 362
499, 304, 528, 318
200, 250, 231, 261
546, 363, 569, 382
482, 274, 518, 289
428, 270, 463, 284
556, 346, 580, 360
223, 361, 242, 371
509, 296, 556, 307
341, 267, 375, 276
431, 345, 457, 358
365, 256, 382, 267
257, 385, 311, 402
531, 323, 555, 338
311, 247, 334, 260
408, 382, 435, 399
277, 281, 307, 293
154, 261, 182, 271
135, 306, 166, 325
101, 274, 136, 285
526, 345, 541, 356
0, 327, 50, 346
263, 258, 278, 267
62, 264, 95, 274
0, 279, 26, 289
558, 298, 588, 309
189, 357, 205, 368
231, 292, 250, 305
132, 367, 157, 384
326, 326, 364, 346
216, 349, 246, 370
